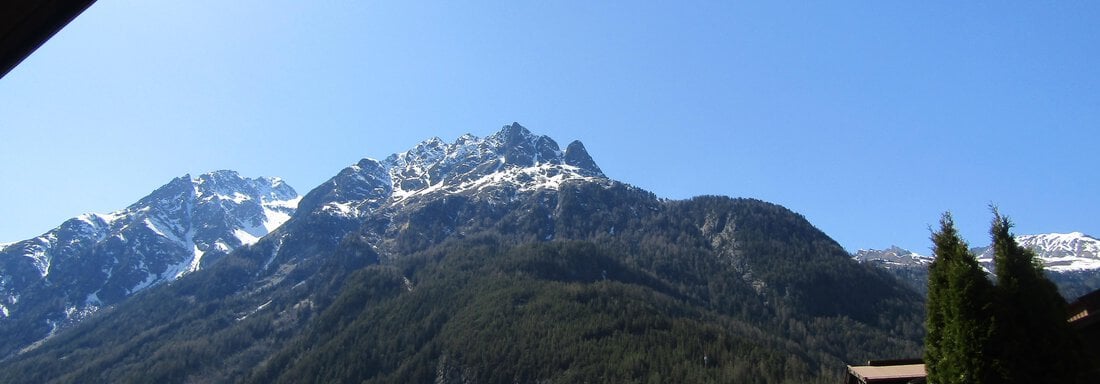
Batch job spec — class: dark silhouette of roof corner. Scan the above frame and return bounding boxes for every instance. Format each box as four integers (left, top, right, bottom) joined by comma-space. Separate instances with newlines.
1069, 288, 1100, 328
1069, 288, 1100, 375
0, 0, 97, 80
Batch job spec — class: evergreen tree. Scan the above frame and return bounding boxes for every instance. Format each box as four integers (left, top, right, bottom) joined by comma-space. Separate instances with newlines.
989, 211, 1082, 383
924, 215, 952, 382
925, 213, 996, 384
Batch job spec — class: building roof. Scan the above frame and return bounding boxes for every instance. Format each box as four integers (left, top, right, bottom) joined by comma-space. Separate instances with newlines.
0, 0, 98, 79
1069, 288, 1100, 329
847, 364, 926, 383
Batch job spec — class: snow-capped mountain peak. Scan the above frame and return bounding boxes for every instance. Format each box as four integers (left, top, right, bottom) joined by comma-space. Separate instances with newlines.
194, 170, 297, 204
311, 123, 606, 219
0, 171, 299, 326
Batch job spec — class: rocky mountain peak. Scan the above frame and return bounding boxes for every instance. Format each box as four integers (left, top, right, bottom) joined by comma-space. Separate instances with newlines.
483, 122, 565, 168
564, 140, 603, 177
0, 171, 300, 344
132, 174, 197, 211
489, 122, 533, 144
195, 170, 297, 203
313, 123, 606, 219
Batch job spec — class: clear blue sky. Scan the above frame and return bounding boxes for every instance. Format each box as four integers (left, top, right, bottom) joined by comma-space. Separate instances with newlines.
2, 1, 1097, 253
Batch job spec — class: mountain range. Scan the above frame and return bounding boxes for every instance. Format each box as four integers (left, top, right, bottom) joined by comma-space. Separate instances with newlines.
0, 122, 1028, 382
854, 232, 1100, 298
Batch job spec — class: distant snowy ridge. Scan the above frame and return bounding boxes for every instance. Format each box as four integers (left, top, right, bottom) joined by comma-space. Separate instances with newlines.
858, 232, 1100, 273
852, 246, 932, 269
974, 232, 1100, 272
0, 171, 298, 325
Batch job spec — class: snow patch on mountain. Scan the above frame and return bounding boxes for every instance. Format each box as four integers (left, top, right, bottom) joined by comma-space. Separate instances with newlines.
75, 213, 115, 235
24, 235, 58, 277
323, 201, 364, 218
234, 229, 262, 247
143, 218, 185, 247
263, 197, 300, 232
186, 244, 206, 276
234, 196, 299, 247
425, 162, 600, 198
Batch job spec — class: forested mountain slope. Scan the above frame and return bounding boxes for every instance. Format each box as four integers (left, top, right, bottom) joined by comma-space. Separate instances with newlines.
0, 124, 923, 383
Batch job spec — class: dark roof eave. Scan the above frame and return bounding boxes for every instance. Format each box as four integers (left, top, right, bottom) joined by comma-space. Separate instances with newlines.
0, 0, 98, 79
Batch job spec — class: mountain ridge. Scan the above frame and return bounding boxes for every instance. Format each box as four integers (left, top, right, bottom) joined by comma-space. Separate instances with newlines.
0, 170, 299, 356
0, 123, 925, 383
973, 232, 1100, 272
852, 246, 932, 269
261, 122, 612, 270
313, 122, 605, 219
856, 232, 1100, 298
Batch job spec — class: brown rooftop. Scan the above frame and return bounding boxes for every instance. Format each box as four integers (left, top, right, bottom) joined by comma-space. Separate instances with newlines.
846, 363, 925, 384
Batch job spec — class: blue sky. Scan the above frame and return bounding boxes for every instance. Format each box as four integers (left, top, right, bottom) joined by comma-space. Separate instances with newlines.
1, 1, 1097, 253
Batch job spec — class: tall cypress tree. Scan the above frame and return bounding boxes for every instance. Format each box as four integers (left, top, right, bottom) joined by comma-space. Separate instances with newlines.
924, 215, 951, 382
925, 213, 996, 384
990, 211, 1082, 383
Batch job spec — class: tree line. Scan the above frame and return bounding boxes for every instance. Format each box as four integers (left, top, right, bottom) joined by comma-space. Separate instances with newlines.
925, 210, 1088, 383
